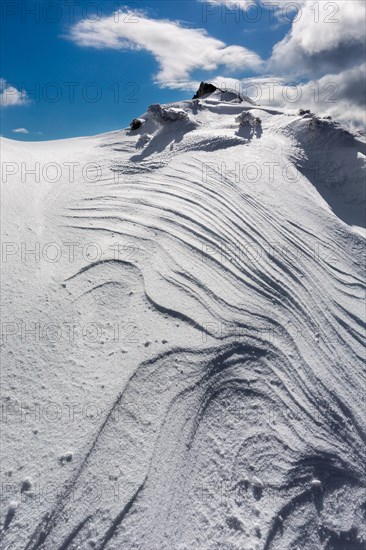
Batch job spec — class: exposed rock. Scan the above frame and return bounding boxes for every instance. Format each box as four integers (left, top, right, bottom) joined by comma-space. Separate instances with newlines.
148, 104, 191, 124
130, 118, 143, 131
235, 111, 261, 127
192, 82, 218, 99
192, 81, 252, 104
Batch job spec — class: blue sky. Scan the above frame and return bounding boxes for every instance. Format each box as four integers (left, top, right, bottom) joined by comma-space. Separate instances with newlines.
1, 1, 365, 140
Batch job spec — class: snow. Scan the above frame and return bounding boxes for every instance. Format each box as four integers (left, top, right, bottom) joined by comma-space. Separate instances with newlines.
1, 87, 365, 549
235, 111, 261, 127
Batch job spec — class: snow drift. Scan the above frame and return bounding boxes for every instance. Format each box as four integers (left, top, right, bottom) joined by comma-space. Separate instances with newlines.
1, 85, 365, 550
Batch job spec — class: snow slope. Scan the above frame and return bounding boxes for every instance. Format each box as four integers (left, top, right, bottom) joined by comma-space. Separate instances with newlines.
1, 88, 365, 550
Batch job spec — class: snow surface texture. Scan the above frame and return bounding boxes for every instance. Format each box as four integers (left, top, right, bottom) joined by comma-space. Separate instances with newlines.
1, 88, 366, 550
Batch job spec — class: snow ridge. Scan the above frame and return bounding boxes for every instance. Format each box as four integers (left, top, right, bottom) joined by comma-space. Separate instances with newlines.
1, 87, 365, 550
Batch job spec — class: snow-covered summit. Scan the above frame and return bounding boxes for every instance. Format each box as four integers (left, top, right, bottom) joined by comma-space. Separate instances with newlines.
123, 85, 365, 230
192, 80, 255, 105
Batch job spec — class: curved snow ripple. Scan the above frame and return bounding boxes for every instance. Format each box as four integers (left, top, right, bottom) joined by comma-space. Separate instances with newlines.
7, 103, 365, 549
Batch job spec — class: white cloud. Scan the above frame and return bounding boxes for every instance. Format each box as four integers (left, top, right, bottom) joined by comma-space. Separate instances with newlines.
213, 67, 366, 131
0, 79, 28, 107
68, 10, 262, 87
290, 0, 364, 55
198, 0, 365, 80
12, 128, 30, 134
269, 0, 366, 77
11, 128, 43, 136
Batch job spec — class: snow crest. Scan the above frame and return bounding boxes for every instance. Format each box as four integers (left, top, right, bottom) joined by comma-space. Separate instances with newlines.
1, 89, 365, 550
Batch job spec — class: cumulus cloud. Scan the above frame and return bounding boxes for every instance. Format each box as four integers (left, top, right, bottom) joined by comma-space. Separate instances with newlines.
269, 0, 366, 77
12, 128, 30, 134
261, 0, 366, 129
0, 79, 28, 107
67, 10, 262, 87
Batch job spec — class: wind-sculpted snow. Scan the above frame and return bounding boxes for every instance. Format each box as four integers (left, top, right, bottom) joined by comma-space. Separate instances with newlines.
1, 92, 365, 550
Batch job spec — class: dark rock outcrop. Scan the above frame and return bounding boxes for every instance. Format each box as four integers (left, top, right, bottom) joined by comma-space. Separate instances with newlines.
299, 109, 312, 116
130, 118, 143, 131
192, 82, 218, 99
192, 82, 247, 103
